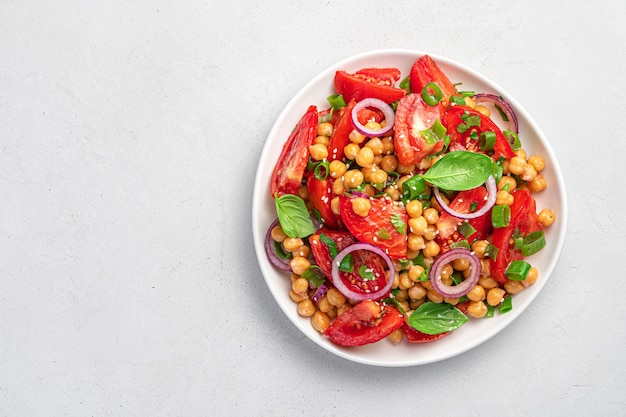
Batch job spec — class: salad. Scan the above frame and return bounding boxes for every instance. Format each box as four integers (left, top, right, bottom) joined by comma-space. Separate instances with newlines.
264, 54, 556, 347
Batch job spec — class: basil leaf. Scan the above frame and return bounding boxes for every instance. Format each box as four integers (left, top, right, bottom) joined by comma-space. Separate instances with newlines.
301, 265, 325, 288
338, 253, 353, 273
408, 302, 468, 335
357, 264, 375, 281
419, 151, 493, 191
319, 233, 338, 259
390, 213, 406, 234
275, 194, 315, 238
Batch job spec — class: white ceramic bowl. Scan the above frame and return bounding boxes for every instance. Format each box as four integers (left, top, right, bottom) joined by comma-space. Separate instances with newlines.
252, 49, 567, 367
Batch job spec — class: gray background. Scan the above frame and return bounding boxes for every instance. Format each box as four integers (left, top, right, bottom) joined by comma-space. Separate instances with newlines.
1, 1, 623, 416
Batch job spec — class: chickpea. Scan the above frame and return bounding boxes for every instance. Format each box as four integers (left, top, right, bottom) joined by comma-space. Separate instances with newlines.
336, 303, 351, 317
426, 289, 444, 303
423, 240, 441, 258
407, 233, 425, 252
486, 287, 506, 306
326, 288, 346, 307
466, 285, 486, 302
479, 276, 498, 289
364, 121, 382, 132
464, 96, 477, 108
309, 143, 328, 161
330, 196, 341, 215
527, 155, 545, 172
356, 146, 375, 168
388, 328, 404, 344
440, 264, 453, 280
289, 290, 308, 303
365, 137, 384, 155
290, 256, 310, 275
294, 245, 310, 258
444, 297, 459, 305
317, 121, 333, 137
480, 259, 491, 277
270, 225, 287, 243
282, 237, 303, 252
507, 156, 527, 176
397, 162, 415, 174
475, 104, 491, 117
408, 264, 426, 282
317, 296, 333, 313
344, 143, 361, 160
524, 267, 539, 286
369, 167, 388, 185
349, 129, 366, 144
343, 169, 364, 189
380, 155, 398, 172
329, 160, 347, 179
311, 311, 330, 333
497, 176, 517, 192
471, 240, 489, 258
527, 175, 547, 192
467, 300, 488, 318
520, 164, 538, 182
381, 136, 395, 154
496, 189, 514, 206
408, 216, 428, 235
405, 200, 423, 218
351, 197, 371, 217
516, 148, 527, 160
504, 280, 525, 295
297, 299, 316, 317
291, 277, 310, 295
314, 135, 330, 147
395, 289, 409, 302
423, 207, 440, 225
423, 225, 438, 241
399, 273, 412, 291
538, 208, 556, 227
452, 257, 470, 271
408, 284, 427, 300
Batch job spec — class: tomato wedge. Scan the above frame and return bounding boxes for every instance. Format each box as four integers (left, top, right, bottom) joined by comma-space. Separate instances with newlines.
442, 105, 516, 160
325, 300, 403, 346
339, 194, 408, 259
393, 93, 445, 166
270, 105, 318, 196
334, 68, 406, 104
327, 99, 356, 162
436, 186, 493, 251
489, 190, 542, 283
409, 54, 459, 101
305, 171, 341, 230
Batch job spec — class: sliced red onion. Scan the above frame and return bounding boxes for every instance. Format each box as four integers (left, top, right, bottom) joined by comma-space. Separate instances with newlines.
264, 218, 292, 272
429, 248, 481, 298
433, 175, 496, 220
474, 93, 519, 134
311, 283, 329, 304
330, 242, 395, 301
351, 98, 395, 138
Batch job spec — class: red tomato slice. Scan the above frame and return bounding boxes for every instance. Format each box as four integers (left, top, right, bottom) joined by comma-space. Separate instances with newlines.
270, 105, 318, 196
309, 228, 389, 297
489, 190, 542, 283
401, 321, 450, 344
393, 93, 445, 166
442, 105, 516, 160
339, 195, 408, 259
436, 186, 493, 251
409, 54, 459, 100
327, 99, 356, 162
334, 68, 406, 104
305, 171, 341, 230
325, 300, 403, 346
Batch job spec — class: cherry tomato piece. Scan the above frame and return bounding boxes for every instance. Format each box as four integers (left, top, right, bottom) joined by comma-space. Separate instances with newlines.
409, 54, 459, 101
325, 300, 404, 346
270, 105, 318, 197
306, 171, 341, 230
334, 68, 406, 104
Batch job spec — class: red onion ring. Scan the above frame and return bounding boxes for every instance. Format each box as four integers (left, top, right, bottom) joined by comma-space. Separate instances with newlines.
330, 242, 395, 301
473, 93, 519, 134
264, 218, 292, 272
433, 175, 496, 220
429, 248, 481, 298
351, 98, 395, 138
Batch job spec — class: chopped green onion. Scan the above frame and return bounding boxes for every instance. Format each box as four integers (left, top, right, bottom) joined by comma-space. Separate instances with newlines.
399, 76, 411, 93
274, 241, 292, 260
503, 130, 521, 151
479, 131, 496, 152
485, 304, 495, 318
358, 264, 375, 281
484, 243, 499, 260
458, 221, 477, 239
319, 233, 338, 258
450, 239, 471, 250
383, 297, 406, 315
314, 160, 329, 180
451, 272, 464, 285
505, 260, 531, 281
327, 93, 346, 110
421, 82, 443, 106
401, 175, 428, 201
491, 205, 511, 228
449, 95, 466, 105
498, 295, 513, 314
522, 231, 546, 256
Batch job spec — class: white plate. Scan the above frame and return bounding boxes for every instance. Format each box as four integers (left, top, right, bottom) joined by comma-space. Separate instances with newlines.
252, 49, 567, 367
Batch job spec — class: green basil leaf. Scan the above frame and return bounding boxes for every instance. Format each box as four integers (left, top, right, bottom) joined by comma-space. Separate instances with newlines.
377, 228, 391, 240
390, 213, 406, 234
301, 265, 325, 288
419, 151, 493, 191
319, 233, 338, 259
338, 253, 353, 273
357, 264, 375, 281
408, 302, 468, 335
275, 194, 315, 238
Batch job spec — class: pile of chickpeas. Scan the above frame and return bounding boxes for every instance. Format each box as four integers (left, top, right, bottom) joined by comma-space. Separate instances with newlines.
270, 99, 557, 344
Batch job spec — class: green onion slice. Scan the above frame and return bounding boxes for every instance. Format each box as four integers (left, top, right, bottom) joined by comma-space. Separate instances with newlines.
505, 260, 531, 281
491, 205, 511, 228
421, 82, 443, 106
522, 230, 546, 256
479, 131, 496, 151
